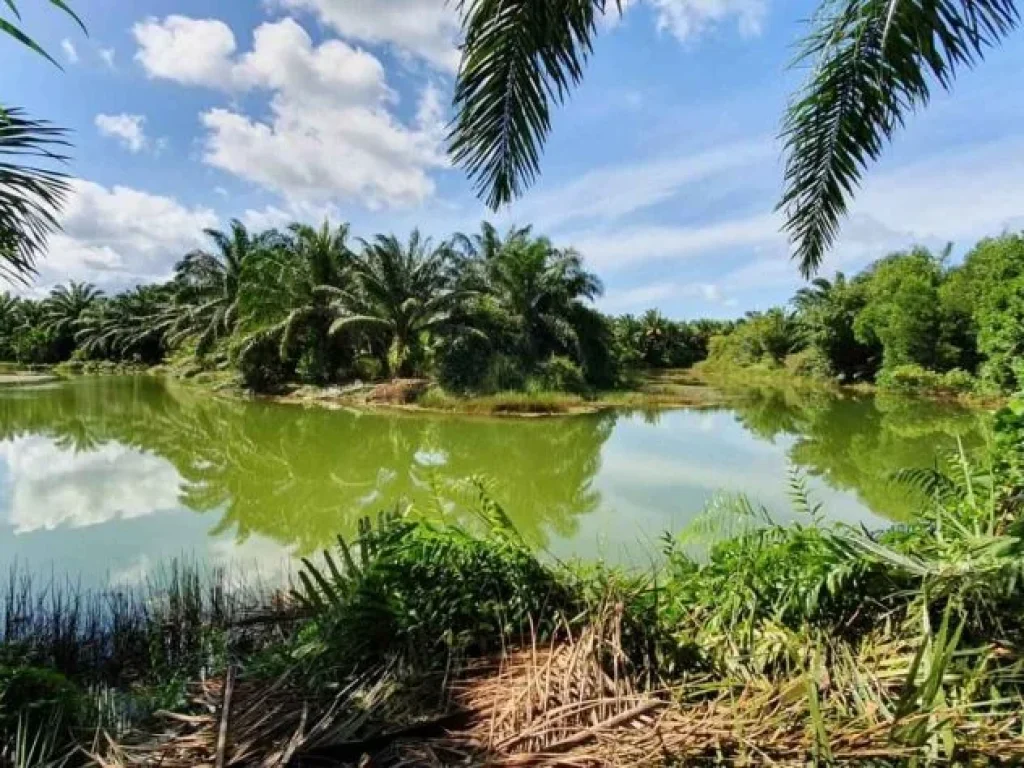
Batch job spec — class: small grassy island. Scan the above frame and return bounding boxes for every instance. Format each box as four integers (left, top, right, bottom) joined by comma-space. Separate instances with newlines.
4, 227, 1024, 416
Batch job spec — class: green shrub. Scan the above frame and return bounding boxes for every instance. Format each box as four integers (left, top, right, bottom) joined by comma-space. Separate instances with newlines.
876, 363, 944, 393
0, 663, 81, 734
940, 368, 977, 394
234, 335, 290, 393
436, 335, 493, 392
534, 355, 588, 394
877, 364, 977, 395
291, 511, 577, 669
352, 354, 384, 382
481, 354, 526, 393
783, 348, 833, 380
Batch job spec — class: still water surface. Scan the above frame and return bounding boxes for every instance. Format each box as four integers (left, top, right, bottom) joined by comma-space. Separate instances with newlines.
0, 377, 987, 588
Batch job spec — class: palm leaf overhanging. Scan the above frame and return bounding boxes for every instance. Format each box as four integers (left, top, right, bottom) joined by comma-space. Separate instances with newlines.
1, 0, 86, 282
451, 0, 1021, 275
449, 0, 618, 209
0, 108, 70, 282
780, 0, 1020, 276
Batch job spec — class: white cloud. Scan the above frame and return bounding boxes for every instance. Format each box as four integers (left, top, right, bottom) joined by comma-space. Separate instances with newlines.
609, 0, 768, 40
98, 46, 116, 68
646, 0, 768, 41
133, 16, 236, 85
509, 139, 773, 231
0, 437, 181, 534
571, 213, 781, 272
33, 179, 218, 291
134, 15, 448, 209
271, 0, 461, 72
600, 280, 733, 313
95, 113, 149, 153
60, 38, 78, 63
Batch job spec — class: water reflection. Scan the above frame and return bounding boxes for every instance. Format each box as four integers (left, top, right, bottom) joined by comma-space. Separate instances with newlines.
0, 377, 988, 585
0, 378, 614, 554
723, 385, 988, 519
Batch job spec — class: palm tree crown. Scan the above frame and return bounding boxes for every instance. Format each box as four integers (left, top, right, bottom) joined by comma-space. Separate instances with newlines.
173, 219, 284, 355
328, 230, 474, 377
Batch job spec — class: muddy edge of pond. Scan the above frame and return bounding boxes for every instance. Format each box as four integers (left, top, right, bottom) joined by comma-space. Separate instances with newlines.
265, 380, 741, 418
0, 372, 61, 386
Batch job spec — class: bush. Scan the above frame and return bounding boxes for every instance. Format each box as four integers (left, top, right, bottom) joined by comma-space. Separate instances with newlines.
783, 348, 833, 380
351, 354, 384, 382
940, 368, 977, 394
0, 662, 81, 734
533, 355, 588, 394
292, 512, 577, 669
877, 364, 977, 395
235, 335, 290, 393
481, 354, 527, 393
876, 363, 944, 393
436, 335, 493, 392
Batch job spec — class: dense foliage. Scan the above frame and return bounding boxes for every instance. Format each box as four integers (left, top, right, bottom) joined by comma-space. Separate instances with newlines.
704, 233, 1024, 395
0, 220, 717, 394
4, 405, 1024, 763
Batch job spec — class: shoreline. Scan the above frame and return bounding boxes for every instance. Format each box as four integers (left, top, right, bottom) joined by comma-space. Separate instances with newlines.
4, 361, 1003, 416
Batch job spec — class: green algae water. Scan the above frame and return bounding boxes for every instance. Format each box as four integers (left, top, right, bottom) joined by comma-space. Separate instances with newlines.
0, 376, 987, 588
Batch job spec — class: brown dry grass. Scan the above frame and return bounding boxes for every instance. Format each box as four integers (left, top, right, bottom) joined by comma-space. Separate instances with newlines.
87, 610, 1024, 767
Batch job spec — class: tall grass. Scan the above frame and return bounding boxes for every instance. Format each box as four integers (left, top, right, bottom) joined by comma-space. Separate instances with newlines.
4, 405, 1023, 763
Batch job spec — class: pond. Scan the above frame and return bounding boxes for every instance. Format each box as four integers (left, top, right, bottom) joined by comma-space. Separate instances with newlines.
0, 376, 988, 588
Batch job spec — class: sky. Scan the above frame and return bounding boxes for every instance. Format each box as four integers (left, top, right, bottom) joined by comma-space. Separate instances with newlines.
3, 0, 1024, 318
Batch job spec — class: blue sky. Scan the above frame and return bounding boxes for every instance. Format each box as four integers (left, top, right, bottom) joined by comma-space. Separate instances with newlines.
4, 0, 1024, 317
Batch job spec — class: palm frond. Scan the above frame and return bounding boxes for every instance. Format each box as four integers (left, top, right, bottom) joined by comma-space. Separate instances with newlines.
0, 107, 70, 282
450, 0, 615, 209
328, 314, 394, 339
780, 0, 1021, 276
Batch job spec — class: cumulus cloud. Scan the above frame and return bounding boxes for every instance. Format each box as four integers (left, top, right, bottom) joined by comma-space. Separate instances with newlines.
271, 0, 461, 72
60, 38, 78, 63
134, 16, 448, 209
0, 437, 181, 534
646, 0, 768, 40
95, 113, 148, 153
32, 179, 217, 291
133, 16, 236, 85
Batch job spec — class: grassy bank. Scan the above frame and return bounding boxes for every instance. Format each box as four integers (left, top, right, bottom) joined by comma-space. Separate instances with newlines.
274, 376, 736, 417
693, 359, 1009, 409
4, 405, 1024, 765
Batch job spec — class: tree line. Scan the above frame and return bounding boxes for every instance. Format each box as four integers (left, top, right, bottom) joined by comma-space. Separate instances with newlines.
0, 220, 729, 393
706, 233, 1024, 395
4, 222, 1023, 397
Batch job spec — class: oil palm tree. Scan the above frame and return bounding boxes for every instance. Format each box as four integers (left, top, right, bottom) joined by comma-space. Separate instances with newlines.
173, 219, 284, 355
40, 280, 102, 359
475, 233, 603, 367
75, 286, 172, 363
450, 0, 1020, 276
235, 219, 354, 382
40, 281, 102, 335
451, 221, 533, 284
0, 108, 70, 282
328, 230, 478, 377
